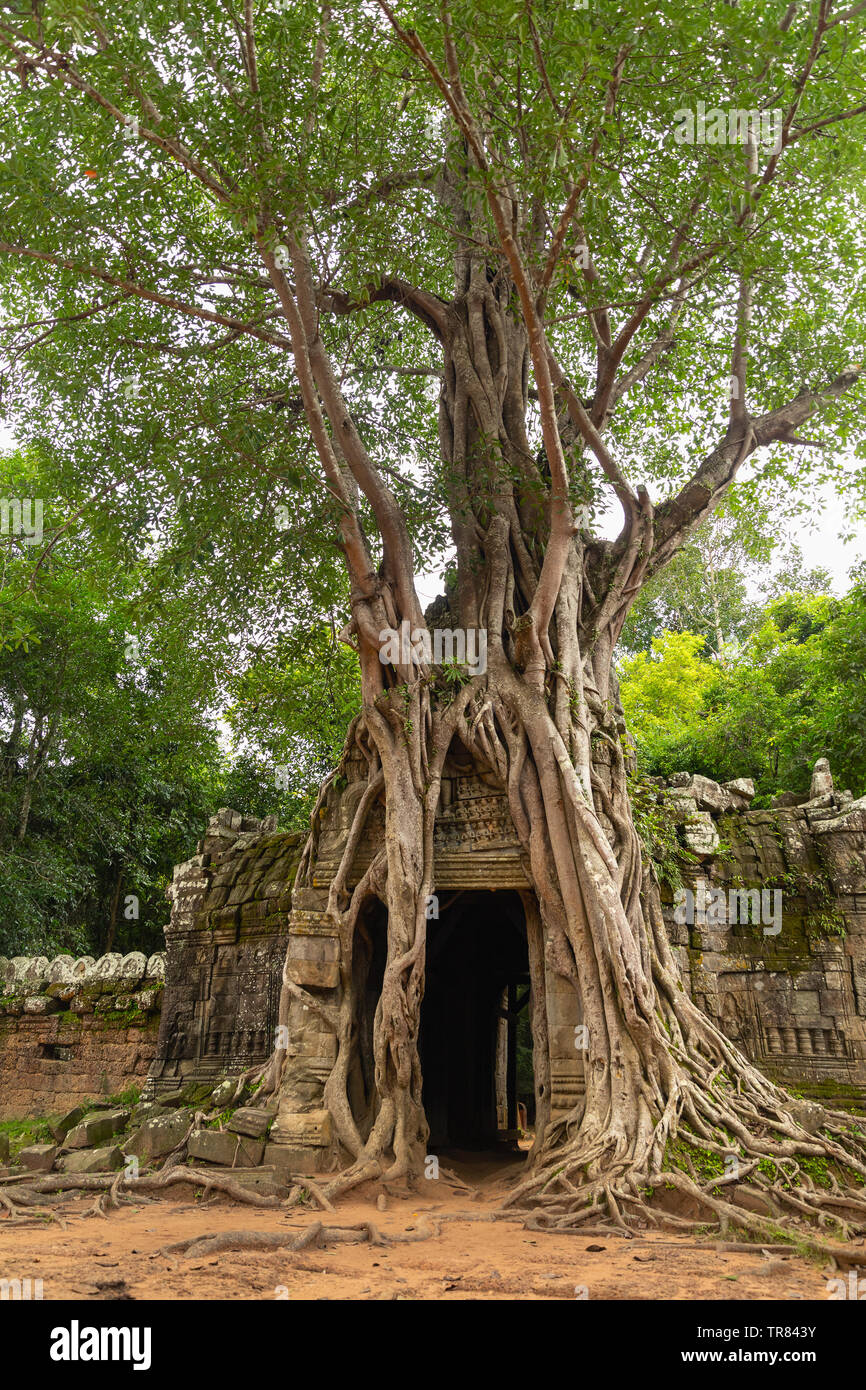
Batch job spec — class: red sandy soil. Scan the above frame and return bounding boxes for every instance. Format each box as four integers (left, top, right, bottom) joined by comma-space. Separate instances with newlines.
0, 1152, 844, 1301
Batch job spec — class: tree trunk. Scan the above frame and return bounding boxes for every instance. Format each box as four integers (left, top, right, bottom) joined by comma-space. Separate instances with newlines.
2, 700, 24, 793
104, 868, 124, 955
16, 710, 59, 840
16, 714, 44, 841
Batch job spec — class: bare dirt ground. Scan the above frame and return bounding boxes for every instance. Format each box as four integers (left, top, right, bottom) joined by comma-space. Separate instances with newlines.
0, 1152, 840, 1301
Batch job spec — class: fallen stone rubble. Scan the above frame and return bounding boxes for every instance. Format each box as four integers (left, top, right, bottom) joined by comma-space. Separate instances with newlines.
0, 1079, 302, 1200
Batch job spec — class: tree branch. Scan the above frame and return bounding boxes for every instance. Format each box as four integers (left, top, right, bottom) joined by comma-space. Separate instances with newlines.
0, 243, 294, 349
651, 365, 865, 573
320, 278, 450, 340
377, 0, 574, 672
0, 24, 233, 203
0, 293, 131, 364
539, 45, 628, 302
334, 165, 442, 213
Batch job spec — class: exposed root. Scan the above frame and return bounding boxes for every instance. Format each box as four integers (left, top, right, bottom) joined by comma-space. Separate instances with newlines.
284, 1176, 335, 1211
158, 1218, 438, 1260
0, 1185, 58, 1222
692, 1241, 807, 1255
495, 1122, 866, 1267
83, 1170, 126, 1220
650, 1168, 866, 1270
438, 1166, 479, 1197
0, 1167, 280, 1209
257, 580, 866, 1272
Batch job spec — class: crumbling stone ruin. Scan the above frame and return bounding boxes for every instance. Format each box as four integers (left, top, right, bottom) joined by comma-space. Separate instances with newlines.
139, 756, 866, 1179
2, 758, 864, 1188
655, 761, 866, 1110
150, 809, 302, 1092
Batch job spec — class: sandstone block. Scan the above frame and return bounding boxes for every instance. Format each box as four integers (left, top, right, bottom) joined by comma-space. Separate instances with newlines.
181, 1080, 215, 1105
130, 1101, 168, 1127
45, 956, 77, 996
23, 995, 59, 1015
65, 1112, 120, 1148
723, 778, 755, 808
187, 1129, 264, 1167
60, 1145, 123, 1173
269, 1108, 332, 1147
90, 953, 124, 994
227, 1107, 272, 1139
684, 775, 732, 813
810, 758, 834, 800
156, 1088, 187, 1107
123, 1110, 191, 1161
788, 1100, 827, 1135
263, 1143, 323, 1175
210, 1079, 239, 1109
19, 1143, 57, 1172
682, 811, 721, 858
286, 960, 340, 988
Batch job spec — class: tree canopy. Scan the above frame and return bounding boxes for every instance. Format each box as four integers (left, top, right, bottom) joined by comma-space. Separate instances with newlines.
0, 0, 863, 609
0, 442, 358, 957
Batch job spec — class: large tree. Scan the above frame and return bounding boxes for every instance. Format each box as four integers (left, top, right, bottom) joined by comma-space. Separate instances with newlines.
2, 0, 866, 1243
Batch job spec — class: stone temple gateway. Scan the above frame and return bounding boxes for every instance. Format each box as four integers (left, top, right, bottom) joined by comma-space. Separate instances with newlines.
149, 753, 866, 1174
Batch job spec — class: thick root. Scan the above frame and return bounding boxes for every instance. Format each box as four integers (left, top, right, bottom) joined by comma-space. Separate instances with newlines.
0, 1167, 281, 1209
159, 1218, 438, 1260
498, 1088, 866, 1268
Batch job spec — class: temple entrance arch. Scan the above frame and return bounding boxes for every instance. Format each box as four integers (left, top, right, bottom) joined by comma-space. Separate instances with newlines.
253, 744, 588, 1167
419, 890, 535, 1150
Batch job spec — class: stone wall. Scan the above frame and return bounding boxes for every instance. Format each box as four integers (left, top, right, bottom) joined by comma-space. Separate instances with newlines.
145, 809, 303, 1097
139, 760, 866, 1173
656, 764, 866, 1108
0, 952, 164, 1119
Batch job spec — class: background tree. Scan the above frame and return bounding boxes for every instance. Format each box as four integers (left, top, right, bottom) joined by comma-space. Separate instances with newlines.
621, 573, 866, 800
224, 621, 360, 823
618, 629, 716, 749
618, 490, 777, 657
2, 0, 866, 1243
0, 446, 346, 955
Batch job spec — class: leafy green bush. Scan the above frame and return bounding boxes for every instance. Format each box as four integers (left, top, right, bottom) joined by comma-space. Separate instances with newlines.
618, 578, 866, 800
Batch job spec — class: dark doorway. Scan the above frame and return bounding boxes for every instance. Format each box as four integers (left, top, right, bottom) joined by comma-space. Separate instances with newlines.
349, 899, 387, 1139
420, 890, 533, 1149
